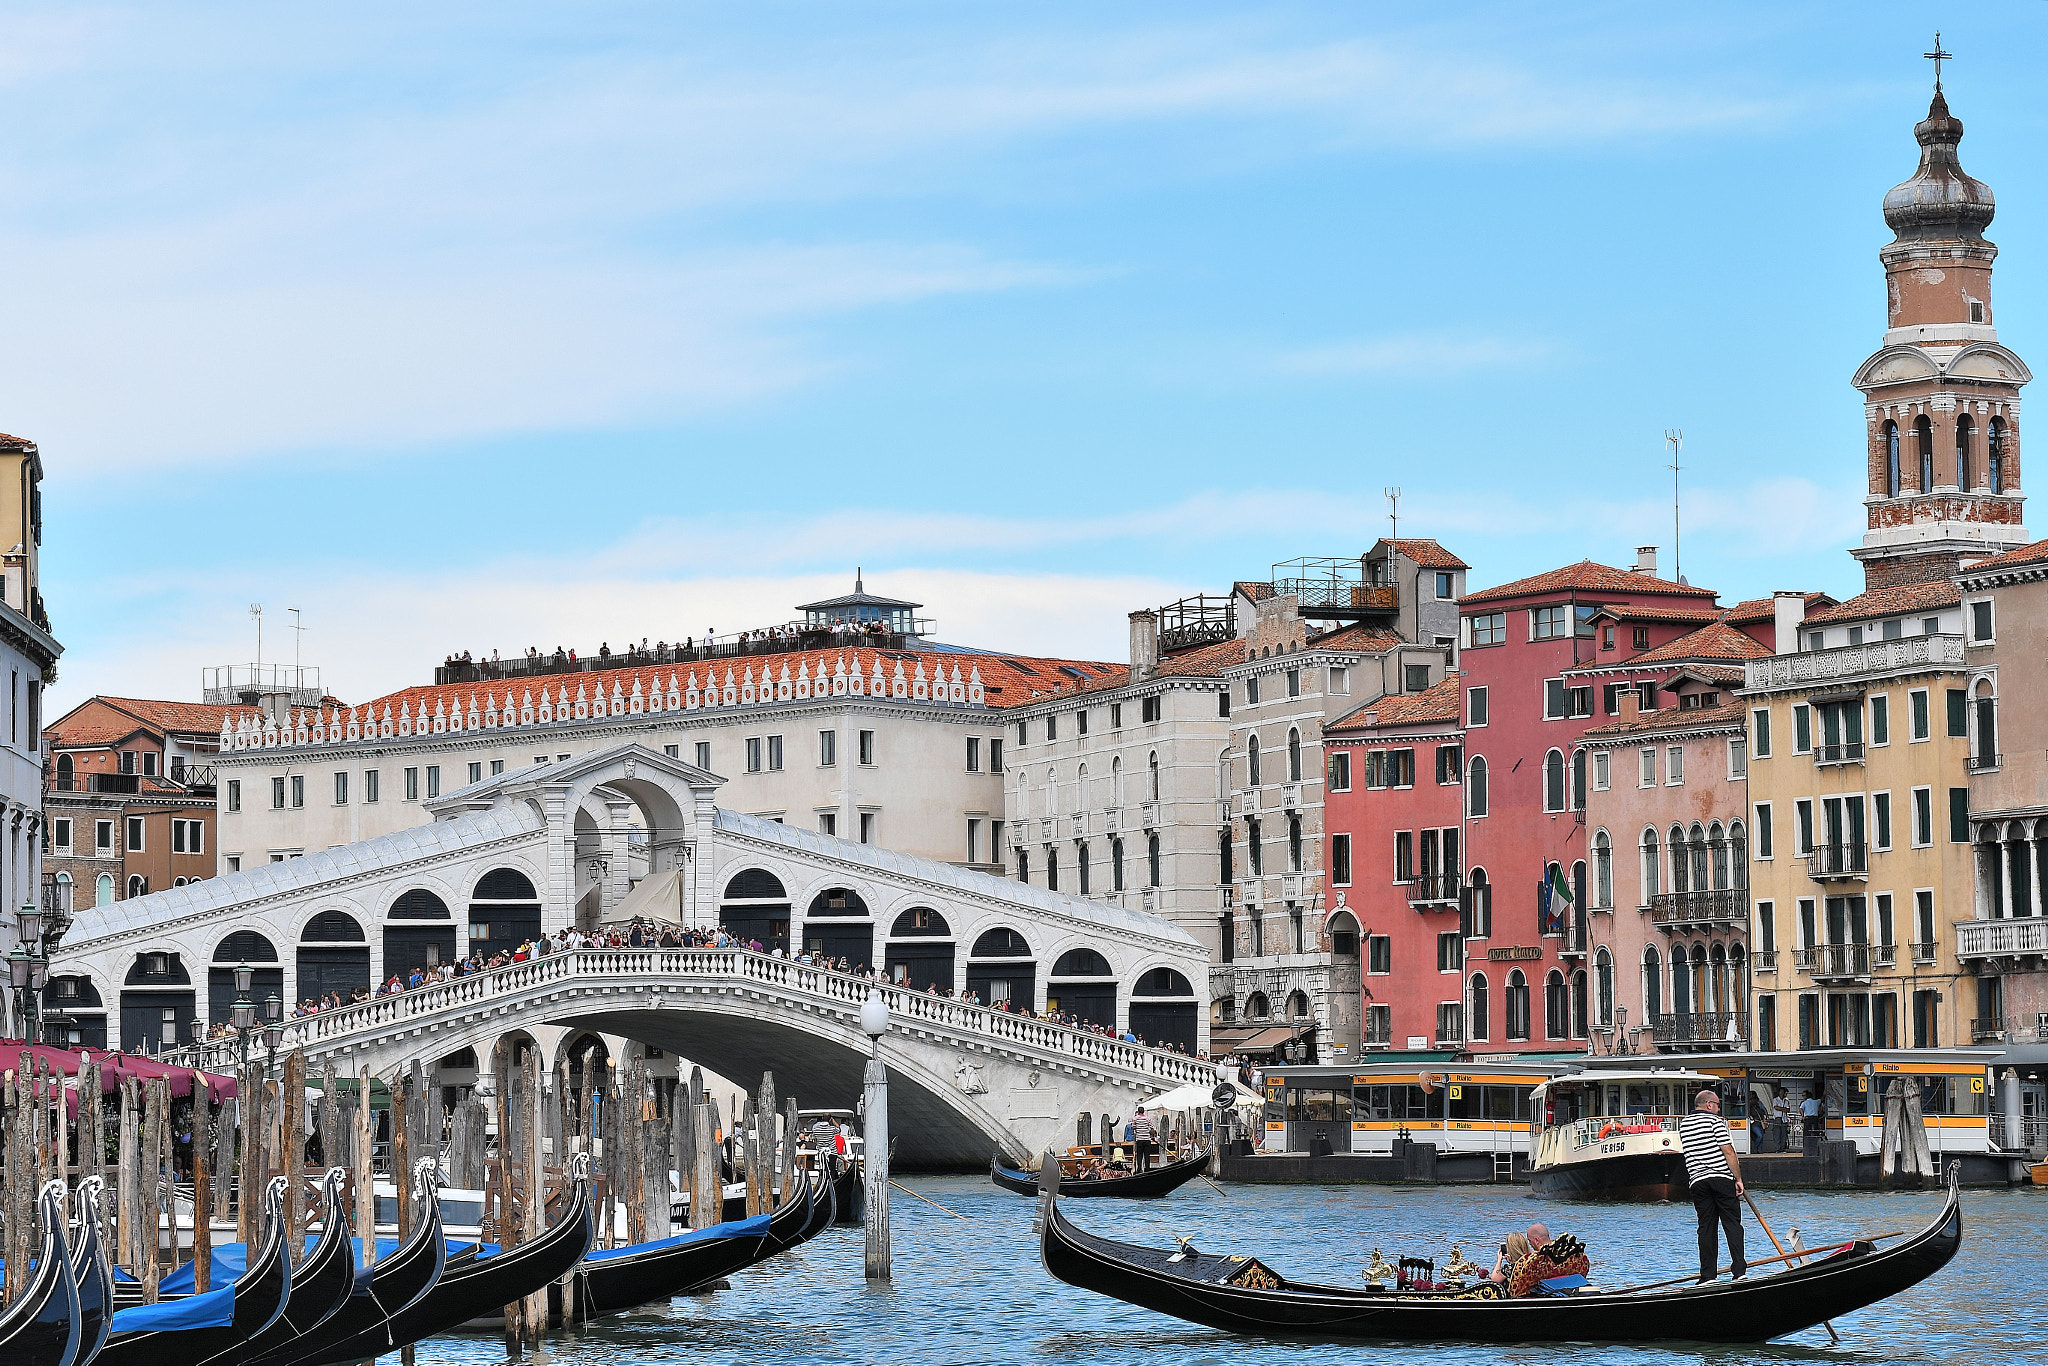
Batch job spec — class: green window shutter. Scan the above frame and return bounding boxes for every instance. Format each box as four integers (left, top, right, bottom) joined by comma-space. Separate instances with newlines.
1949, 787, 1970, 843
1946, 689, 1968, 737
1793, 705, 1811, 753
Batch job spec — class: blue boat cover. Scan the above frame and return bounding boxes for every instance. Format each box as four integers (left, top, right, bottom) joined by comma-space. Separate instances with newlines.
1536, 1274, 1591, 1297
582, 1212, 771, 1263
111, 1284, 236, 1331
158, 1244, 253, 1294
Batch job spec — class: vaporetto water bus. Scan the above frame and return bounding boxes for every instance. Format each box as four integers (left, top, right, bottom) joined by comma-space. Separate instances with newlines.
1257, 1061, 1563, 1177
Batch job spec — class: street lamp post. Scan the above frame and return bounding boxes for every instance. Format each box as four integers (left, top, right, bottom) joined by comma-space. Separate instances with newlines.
859, 990, 890, 1281
9, 901, 50, 1042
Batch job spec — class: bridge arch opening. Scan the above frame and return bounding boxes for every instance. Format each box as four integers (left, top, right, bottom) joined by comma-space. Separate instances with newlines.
386, 887, 455, 983
210, 928, 283, 1024
801, 887, 873, 971
299, 910, 371, 1004
886, 907, 954, 992
470, 867, 542, 961
966, 926, 1034, 1010
1129, 967, 1197, 1054
1048, 948, 1116, 1030
721, 868, 791, 953
121, 950, 195, 1052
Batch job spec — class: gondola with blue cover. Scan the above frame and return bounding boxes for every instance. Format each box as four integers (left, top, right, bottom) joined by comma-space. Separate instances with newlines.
97, 1177, 292, 1366
0, 1181, 84, 1366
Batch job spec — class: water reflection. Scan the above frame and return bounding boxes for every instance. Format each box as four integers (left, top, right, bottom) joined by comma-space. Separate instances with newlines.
395, 1178, 2036, 1365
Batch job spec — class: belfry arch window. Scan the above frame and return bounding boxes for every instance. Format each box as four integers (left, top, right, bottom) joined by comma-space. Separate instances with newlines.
1990, 417, 2009, 494
1885, 420, 1901, 498
1956, 413, 1975, 490
1247, 736, 1261, 788
1287, 728, 1302, 783
1916, 415, 1935, 493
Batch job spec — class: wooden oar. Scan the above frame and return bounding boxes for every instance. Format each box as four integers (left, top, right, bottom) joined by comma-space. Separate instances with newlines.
889, 1179, 969, 1220
1199, 1175, 1230, 1197
1746, 1190, 1839, 1346
1608, 1231, 1906, 1294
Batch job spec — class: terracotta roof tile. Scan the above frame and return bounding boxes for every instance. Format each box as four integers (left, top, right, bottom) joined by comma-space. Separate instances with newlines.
1625, 620, 1772, 666
1307, 624, 1405, 654
1580, 701, 1747, 740
1461, 559, 1719, 605
1015, 636, 1247, 706
0, 433, 36, 450
1804, 581, 1959, 625
47, 697, 248, 747
1593, 604, 1724, 625
1383, 538, 1470, 570
1327, 676, 1462, 732
1719, 592, 1837, 625
1959, 539, 2048, 574
1233, 581, 1275, 603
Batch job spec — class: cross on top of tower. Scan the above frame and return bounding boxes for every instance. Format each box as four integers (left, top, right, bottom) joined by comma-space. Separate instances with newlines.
1924, 32, 1952, 93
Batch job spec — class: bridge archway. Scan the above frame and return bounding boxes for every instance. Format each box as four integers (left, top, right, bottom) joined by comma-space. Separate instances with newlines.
121, 950, 195, 1051
1128, 967, 1197, 1053
966, 926, 1034, 1010
800, 887, 873, 971
209, 929, 282, 1023
885, 908, 954, 992
1048, 948, 1116, 1030
470, 868, 542, 960
385, 887, 456, 981
300, 910, 370, 1002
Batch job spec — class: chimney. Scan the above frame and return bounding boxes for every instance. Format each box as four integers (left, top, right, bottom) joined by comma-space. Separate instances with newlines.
1128, 609, 1159, 681
1773, 592, 1807, 656
1618, 686, 1641, 721
1633, 546, 1658, 575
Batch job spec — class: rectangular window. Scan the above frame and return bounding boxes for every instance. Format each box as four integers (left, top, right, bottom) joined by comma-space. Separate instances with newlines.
1870, 694, 1890, 746
1469, 613, 1505, 647
966, 819, 980, 864
695, 742, 712, 770
1331, 833, 1352, 886
990, 738, 1004, 772
819, 730, 836, 767
1437, 931, 1464, 973
272, 775, 287, 809
1246, 675, 1260, 704
490, 760, 504, 776
1368, 935, 1391, 975
95, 819, 113, 852
1793, 704, 1812, 753
1912, 787, 1933, 847
170, 820, 187, 854
404, 767, 419, 801
859, 812, 876, 844
768, 735, 784, 771
1406, 664, 1432, 693
1076, 709, 1089, 735
126, 815, 145, 850
365, 770, 380, 803
1437, 744, 1462, 785
1287, 668, 1301, 698
1755, 803, 1773, 858
1046, 715, 1058, 741
1601, 682, 1625, 714
1110, 702, 1123, 729
290, 774, 305, 808
1568, 685, 1593, 717
467, 761, 482, 785
1639, 747, 1656, 787
1327, 751, 1351, 792
1752, 708, 1771, 758
1876, 892, 1895, 947
1468, 686, 1488, 726
1329, 666, 1350, 694
1949, 787, 1970, 843
1532, 605, 1568, 639
1970, 599, 1993, 643
966, 737, 982, 772
1728, 737, 1748, 779
1796, 799, 1814, 854
820, 812, 837, 836
1217, 690, 1230, 718
425, 766, 439, 799
1017, 721, 1028, 747
1757, 900, 1776, 949
1435, 571, 1454, 599
1946, 689, 1967, 737
1874, 792, 1892, 850
1592, 750, 1610, 791
1916, 890, 1936, 952
1394, 831, 1414, 882
1666, 745, 1684, 785
334, 771, 350, 805
53, 817, 71, 851
1545, 679, 1567, 719
746, 737, 763, 772
227, 779, 242, 813
858, 730, 876, 765
1910, 689, 1930, 741
225, 855, 241, 873
1141, 695, 1163, 723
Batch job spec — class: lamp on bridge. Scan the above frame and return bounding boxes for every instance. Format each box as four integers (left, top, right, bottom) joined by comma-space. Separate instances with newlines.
860, 991, 890, 1041
261, 991, 285, 1073
860, 989, 891, 1282
10, 900, 50, 1042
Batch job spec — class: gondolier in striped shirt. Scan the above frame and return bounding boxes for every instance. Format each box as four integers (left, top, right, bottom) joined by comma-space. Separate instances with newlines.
1680, 1088, 1747, 1284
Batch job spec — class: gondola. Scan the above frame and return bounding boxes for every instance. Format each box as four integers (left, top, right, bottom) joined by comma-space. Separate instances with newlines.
992, 1146, 1211, 1199
232, 1171, 354, 1366
73, 1178, 116, 1366
0, 1181, 84, 1366
558, 1167, 822, 1321
253, 1161, 446, 1366
825, 1153, 862, 1224
1036, 1154, 1965, 1344
99, 1178, 292, 1366
291, 1160, 593, 1366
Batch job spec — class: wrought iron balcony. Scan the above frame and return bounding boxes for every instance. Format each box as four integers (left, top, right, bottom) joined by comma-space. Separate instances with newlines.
1814, 742, 1865, 766
1873, 943, 1898, 968
1969, 752, 2003, 773
1406, 874, 1462, 907
1911, 940, 1938, 965
1806, 843, 1869, 881
1652, 1011, 1748, 1047
1649, 889, 1749, 929
1956, 917, 2048, 961
1972, 1016, 2010, 1044
1812, 943, 1874, 980
1753, 949, 1778, 972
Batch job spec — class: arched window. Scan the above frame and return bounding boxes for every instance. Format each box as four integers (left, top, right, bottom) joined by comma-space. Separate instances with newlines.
1916, 414, 1935, 492
1147, 832, 1162, 887
1045, 770, 1059, 818
126, 874, 147, 898
1543, 749, 1565, 813
1136, 968, 1194, 996
302, 910, 366, 942
1689, 822, 1710, 892
1571, 968, 1588, 1038
1111, 756, 1123, 804
1641, 827, 1661, 901
1595, 947, 1614, 1027
1246, 991, 1270, 1020
1247, 736, 1262, 788
389, 888, 451, 919
971, 927, 1030, 957
1110, 837, 1126, 892
1148, 751, 1160, 800
1284, 989, 1310, 1020
1466, 867, 1491, 938
1286, 815, 1302, 873
891, 908, 952, 938
1643, 946, 1662, 1018
1729, 819, 1749, 890
1467, 756, 1489, 818
1730, 944, 1749, 1015
1709, 941, 1728, 1014
1885, 419, 1902, 498
1669, 824, 1690, 893
1506, 971, 1530, 1040
1074, 763, 1087, 813
1671, 947, 1693, 1016
1052, 948, 1112, 976
1957, 413, 1975, 490
1593, 830, 1613, 909
1570, 749, 1587, 810
1990, 416, 2008, 494
723, 868, 787, 900
1287, 728, 1302, 783
1691, 943, 1710, 1013
56, 753, 74, 785
1709, 820, 1728, 890
1974, 677, 1998, 765
1544, 970, 1569, 1039
1468, 972, 1490, 1041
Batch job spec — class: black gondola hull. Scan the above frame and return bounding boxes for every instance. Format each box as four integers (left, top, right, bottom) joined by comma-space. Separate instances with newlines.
1038, 1171, 1963, 1343
235, 1176, 356, 1366
98, 1181, 293, 1366
1528, 1151, 1687, 1202
0, 1186, 81, 1366
994, 1150, 1210, 1199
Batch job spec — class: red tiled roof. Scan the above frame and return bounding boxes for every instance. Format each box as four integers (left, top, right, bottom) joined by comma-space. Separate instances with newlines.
1591, 603, 1724, 625
1804, 581, 1959, 625
46, 696, 247, 748
1663, 663, 1749, 685
1308, 624, 1405, 653
1461, 560, 1718, 606
0, 433, 36, 449
1625, 620, 1772, 666
1233, 581, 1275, 603
1327, 676, 1462, 732
1579, 701, 1747, 740
1016, 636, 1247, 705
1719, 592, 1837, 625
1959, 539, 2048, 573
1383, 538, 1469, 570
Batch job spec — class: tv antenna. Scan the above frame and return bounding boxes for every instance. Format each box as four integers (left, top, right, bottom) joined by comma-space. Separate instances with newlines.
1384, 487, 1402, 548
1664, 431, 1683, 582
249, 603, 263, 667
288, 607, 306, 675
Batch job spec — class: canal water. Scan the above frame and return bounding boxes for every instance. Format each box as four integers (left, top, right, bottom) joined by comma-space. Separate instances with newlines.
402, 1178, 2038, 1365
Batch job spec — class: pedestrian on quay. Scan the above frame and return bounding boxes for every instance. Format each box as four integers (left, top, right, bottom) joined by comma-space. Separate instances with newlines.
1680, 1088, 1747, 1284
1799, 1088, 1823, 1155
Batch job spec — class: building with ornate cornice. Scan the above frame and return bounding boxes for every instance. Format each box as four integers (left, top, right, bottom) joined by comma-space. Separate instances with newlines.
0, 431, 61, 1041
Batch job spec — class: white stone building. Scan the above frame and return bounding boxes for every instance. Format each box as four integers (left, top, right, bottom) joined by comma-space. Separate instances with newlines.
0, 430, 59, 1041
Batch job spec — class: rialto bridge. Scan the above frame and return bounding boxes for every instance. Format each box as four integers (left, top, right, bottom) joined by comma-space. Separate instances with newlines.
46, 743, 1215, 1165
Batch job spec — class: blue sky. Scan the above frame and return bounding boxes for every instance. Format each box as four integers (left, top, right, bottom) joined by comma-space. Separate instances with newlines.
10, 3, 2045, 709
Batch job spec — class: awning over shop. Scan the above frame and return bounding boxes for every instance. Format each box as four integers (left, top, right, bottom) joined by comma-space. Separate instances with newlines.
1216, 1026, 1307, 1054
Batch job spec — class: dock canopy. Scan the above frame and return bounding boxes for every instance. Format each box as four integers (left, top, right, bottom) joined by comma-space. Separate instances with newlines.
0, 1039, 237, 1114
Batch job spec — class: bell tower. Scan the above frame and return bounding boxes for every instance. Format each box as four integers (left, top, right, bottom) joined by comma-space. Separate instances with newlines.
1851, 60, 2029, 590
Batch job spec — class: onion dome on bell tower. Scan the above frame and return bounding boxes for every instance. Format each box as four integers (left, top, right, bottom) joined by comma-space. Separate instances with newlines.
1881, 90, 1996, 247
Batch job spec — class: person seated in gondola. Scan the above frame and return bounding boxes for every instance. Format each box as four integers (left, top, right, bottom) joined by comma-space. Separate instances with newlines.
1505, 1225, 1593, 1296
1488, 1231, 1531, 1286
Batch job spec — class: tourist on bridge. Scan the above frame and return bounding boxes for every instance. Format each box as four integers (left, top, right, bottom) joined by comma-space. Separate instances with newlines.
1680, 1089, 1747, 1284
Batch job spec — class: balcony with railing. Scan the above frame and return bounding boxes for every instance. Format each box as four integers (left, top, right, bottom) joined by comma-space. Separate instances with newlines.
1911, 940, 1938, 965
48, 768, 215, 799
1814, 742, 1865, 766
1806, 843, 1869, 881
1406, 873, 1462, 908
1745, 631, 1965, 691
1652, 1011, 1748, 1047
1956, 917, 2048, 962
1649, 889, 1749, 930
1156, 594, 1235, 654
1271, 556, 1397, 620
1969, 751, 2003, 773
1812, 943, 1875, 981
1753, 948, 1778, 973
1973, 1015, 2010, 1043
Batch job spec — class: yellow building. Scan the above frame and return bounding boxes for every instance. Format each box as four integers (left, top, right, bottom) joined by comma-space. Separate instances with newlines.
0, 432, 48, 630
1742, 585, 1978, 1052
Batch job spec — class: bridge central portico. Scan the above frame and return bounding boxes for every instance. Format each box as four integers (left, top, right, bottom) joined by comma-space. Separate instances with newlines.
175, 945, 1215, 1165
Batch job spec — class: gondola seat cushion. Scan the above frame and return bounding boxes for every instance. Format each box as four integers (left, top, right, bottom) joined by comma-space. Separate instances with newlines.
1506, 1236, 1592, 1298
110, 1284, 236, 1331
